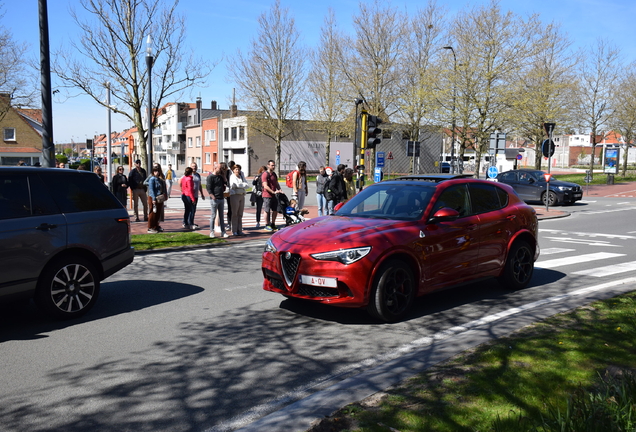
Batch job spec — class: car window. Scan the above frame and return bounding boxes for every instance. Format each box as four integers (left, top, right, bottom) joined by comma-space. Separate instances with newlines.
39, 171, 122, 213
432, 184, 471, 217
28, 174, 60, 216
0, 174, 31, 220
337, 184, 434, 221
469, 183, 508, 214
499, 172, 516, 182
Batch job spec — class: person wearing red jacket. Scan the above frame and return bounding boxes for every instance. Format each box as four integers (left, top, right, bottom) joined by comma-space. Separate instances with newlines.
180, 166, 196, 230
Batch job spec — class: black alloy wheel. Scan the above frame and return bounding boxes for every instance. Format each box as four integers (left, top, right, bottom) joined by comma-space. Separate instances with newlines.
368, 260, 416, 323
498, 240, 534, 290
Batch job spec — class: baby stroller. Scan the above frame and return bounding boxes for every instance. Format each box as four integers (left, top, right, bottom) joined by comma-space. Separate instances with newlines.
277, 193, 306, 226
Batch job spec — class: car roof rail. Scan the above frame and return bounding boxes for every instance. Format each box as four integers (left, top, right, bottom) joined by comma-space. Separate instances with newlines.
391, 174, 473, 183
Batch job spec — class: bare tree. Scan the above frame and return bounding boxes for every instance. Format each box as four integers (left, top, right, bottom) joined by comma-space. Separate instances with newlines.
509, 23, 578, 169
307, 9, 349, 166
612, 63, 636, 176
52, 0, 211, 170
341, 0, 405, 119
452, 0, 543, 176
576, 38, 621, 179
229, 0, 306, 171
396, 1, 446, 141
0, 4, 37, 119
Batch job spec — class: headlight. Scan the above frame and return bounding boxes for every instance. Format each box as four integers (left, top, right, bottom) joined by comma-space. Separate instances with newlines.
264, 238, 277, 253
310, 247, 371, 265
555, 186, 571, 191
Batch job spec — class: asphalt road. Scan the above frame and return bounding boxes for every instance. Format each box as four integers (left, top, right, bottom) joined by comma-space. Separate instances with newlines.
2, 196, 636, 432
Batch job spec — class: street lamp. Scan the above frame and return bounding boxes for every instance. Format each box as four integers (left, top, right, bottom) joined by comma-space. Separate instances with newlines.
146, 35, 153, 172
443, 46, 457, 174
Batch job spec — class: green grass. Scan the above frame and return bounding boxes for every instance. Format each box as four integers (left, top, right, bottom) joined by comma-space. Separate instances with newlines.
553, 172, 636, 186
308, 292, 636, 432
131, 232, 221, 251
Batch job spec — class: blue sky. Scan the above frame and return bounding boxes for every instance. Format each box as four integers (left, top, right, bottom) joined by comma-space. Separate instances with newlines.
3, 0, 635, 143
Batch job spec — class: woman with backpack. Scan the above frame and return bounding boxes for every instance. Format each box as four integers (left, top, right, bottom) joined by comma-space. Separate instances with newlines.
290, 161, 308, 210
251, 165, 267, 228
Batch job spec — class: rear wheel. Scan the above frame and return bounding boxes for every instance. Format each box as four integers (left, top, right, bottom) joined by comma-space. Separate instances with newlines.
367, 260, 415, 323
498, 240, 534, 290
35, 256, 100, 319
541, 191, 558, 206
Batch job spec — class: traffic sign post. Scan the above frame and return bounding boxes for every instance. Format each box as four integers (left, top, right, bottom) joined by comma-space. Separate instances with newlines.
543, 122, 556, 212
487, 165, 498, 179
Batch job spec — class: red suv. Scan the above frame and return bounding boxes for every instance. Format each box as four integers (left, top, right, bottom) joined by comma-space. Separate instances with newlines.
262, 174, 539, 322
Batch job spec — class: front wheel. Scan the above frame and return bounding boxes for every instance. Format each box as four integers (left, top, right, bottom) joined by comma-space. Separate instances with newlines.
367, 260, 416, 323
498, 240, 534, 290
542, 191, 558, 206
35, 256, 100, 319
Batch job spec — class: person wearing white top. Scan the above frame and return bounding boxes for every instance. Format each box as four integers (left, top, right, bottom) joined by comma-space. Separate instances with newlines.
229, 164, 249, 236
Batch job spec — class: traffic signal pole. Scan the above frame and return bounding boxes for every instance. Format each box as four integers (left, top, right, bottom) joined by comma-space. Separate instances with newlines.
358, 110, 368, 192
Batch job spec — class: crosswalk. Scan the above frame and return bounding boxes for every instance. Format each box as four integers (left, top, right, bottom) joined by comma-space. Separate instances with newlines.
536, 229, 636, 280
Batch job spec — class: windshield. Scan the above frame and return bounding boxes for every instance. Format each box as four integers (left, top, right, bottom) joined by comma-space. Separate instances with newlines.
336, 183, 434, 221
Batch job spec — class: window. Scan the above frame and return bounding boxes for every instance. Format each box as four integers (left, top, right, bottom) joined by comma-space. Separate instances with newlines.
468, 183, 507, 214
224, 128, 229, 141
39, 172, 120, 213
188, 137, 193, 148
4, 128, 16, 142
239, 126, 245, 140
205, 129, 216, 143
205, 153, 211, 164
231, 127, 237, 141
196, 136, 201, 148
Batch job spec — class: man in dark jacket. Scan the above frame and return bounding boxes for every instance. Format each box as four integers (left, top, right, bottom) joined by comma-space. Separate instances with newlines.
325, 164, 347, 214
128, 159, 148, 222
206, 165, 229, 238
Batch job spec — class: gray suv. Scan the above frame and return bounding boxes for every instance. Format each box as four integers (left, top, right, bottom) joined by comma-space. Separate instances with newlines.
0, 167, 134, 319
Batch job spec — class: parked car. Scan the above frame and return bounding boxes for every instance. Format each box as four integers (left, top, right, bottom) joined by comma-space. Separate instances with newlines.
262, 174, 539, 322
496, 169, 582, 206
0, 167, 134, 319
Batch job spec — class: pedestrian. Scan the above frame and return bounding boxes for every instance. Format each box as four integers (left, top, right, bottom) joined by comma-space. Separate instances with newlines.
323, 166, 335, 214
17, 160, 25, 166
165, 163, 176, 197
152, 163, 168, 223
94, 165, 105, 183
112, 166, 129, 206
261, 159, 282, 231
128, 159, 148, 222
59, 162, 66, 169
229, 164, 249, 236
251, 165, 267, 228
147, 166, 166, 233
315, 165, 328, 216
292, 161, 308, 210
225, 160, 235, 232
206, 165, 229, 238
328, 164, 348, 210
190, 162, 205, 230
77, 164, 87, 171
344, 167, 355, 202
181, 166, 196, 230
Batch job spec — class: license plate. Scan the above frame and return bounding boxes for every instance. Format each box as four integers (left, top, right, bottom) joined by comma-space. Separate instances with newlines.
300, 275, 338, 288
574, 193, 582, 199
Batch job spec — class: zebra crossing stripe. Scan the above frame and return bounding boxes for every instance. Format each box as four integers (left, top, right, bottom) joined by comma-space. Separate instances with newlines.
536, 252, 625, 269
540, 248, 575, 255
573, 261, 636, 277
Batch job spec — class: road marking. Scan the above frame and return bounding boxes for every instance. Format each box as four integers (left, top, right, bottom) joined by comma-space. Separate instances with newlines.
578, 207, 636, 215
540, 248, 575, 255
537, 252, 625, 269
543, 237, 622, 247
573, 261, 636, 277
539, 229, 636, 240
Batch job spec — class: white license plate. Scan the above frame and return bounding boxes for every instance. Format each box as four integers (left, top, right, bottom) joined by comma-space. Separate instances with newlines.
300, 275, 338, 288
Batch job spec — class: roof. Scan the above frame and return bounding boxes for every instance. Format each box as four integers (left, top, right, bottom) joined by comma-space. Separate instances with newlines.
391, 174, 474, 183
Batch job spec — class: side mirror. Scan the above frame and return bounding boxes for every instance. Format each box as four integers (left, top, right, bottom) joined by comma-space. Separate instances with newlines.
528, 177, 535, 184
428, 207, 460, 223
334, 202, 344, 212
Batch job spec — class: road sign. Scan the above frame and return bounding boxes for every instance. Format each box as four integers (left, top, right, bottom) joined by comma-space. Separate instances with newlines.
487, 165, 498, 179
374, 167, 382, 183
544, 173, 551, 182
584, 175, 592, 183
387, 151, 394, 160
542, 139, 555, 158
335, 154, 340, 165
376, 151, 385, 167
516, 154, 523, 160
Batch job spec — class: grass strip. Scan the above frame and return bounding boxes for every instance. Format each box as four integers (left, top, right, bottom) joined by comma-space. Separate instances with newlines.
308, 291, 636, 432
131, 232, 221, 251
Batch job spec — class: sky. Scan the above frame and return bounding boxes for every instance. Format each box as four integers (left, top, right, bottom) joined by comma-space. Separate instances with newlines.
3, 0, 635, 144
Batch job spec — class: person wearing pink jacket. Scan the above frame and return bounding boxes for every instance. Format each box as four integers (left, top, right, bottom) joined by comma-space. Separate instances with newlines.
180, 166, 196, 230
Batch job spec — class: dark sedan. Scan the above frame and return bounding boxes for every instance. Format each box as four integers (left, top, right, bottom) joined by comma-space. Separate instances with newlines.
496, 169, 582, 206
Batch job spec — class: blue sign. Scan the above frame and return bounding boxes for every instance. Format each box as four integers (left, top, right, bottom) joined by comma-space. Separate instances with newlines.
374, 167, 382, 183
335, 155, 340, 165
376, 152, 385, 167
487, 166, 499, 179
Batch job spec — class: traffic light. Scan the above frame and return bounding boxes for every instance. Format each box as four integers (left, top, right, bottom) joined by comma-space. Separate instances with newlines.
367, 115, 382, 149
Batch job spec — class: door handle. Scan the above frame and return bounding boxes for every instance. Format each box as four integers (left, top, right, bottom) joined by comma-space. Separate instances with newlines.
35, 223, 57, 231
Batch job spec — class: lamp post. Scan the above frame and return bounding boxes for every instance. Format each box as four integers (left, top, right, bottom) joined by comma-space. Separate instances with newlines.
443, 46, 457, 174
146, 35, 154, 172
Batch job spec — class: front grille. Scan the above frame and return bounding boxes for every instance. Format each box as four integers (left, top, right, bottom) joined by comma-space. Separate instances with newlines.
280, 252, 301, 286
297, 285, 339, 297
267, 275, 287, 291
